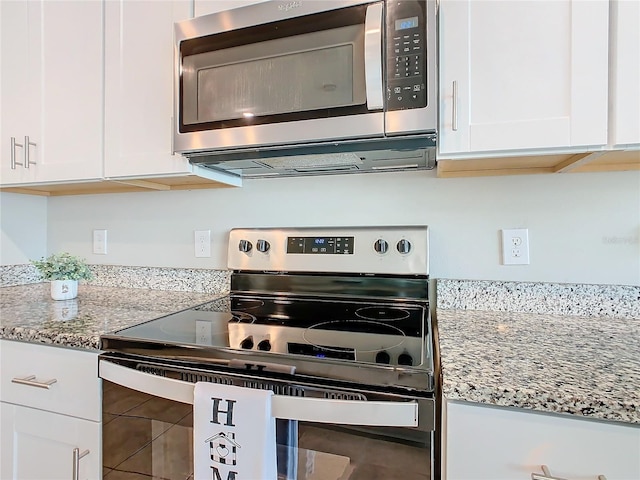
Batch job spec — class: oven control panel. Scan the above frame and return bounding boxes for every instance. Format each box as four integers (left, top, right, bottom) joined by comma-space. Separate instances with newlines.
286, 236, 354, 255
228, 226, 429, 275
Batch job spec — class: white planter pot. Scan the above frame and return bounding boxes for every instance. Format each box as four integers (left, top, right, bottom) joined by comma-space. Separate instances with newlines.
50, 280, 78, 301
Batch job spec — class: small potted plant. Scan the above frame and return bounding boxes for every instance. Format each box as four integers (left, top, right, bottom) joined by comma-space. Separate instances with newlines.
31, 253, 93, 300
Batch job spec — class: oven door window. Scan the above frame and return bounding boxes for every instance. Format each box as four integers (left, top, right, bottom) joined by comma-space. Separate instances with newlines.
102, 381, 431, 479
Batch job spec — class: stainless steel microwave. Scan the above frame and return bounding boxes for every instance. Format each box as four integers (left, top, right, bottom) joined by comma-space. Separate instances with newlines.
174, 0, 437, 177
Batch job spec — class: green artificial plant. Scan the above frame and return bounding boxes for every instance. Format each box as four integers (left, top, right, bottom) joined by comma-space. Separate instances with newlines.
31, 253, 93, 281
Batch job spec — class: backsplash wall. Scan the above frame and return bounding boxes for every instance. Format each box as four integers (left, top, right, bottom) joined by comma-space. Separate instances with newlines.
2, 169, 639, 286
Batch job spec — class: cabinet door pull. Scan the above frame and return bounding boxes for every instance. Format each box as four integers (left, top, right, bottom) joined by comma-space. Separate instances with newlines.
24, 136, 37, 168
72, 448, 90, 480
10, 137, 24, 169
531, 465, 567, 480
452, 80, 459, 131
532, 465, 607, 480
11, 374, 58, 389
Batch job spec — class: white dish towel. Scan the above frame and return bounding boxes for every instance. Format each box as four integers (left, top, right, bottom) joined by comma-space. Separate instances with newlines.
194, 382, 277, 480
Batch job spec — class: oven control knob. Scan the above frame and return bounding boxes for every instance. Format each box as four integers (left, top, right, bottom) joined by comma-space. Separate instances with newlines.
375, 351, 391, 364
257, 339, 272, 351
397, 239, 412, 254
238, 239, 253, 253
373, 239, 388, 254
240, 336, 254, 349
398, 353, 413, 366
256, 239, 270, 253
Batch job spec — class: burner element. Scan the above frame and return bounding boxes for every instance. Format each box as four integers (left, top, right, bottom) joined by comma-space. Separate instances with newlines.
355, 306, 410, 321
303, 320, 406, 354
230, 312, 256, 324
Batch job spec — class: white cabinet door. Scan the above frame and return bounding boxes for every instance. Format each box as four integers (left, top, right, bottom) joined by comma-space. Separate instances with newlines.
0, 402, 101, 480
609, 0, 640, 147
438, 0, 609, 158
104, 0, 195, 179
0, 339, 101, 422
443, 401, 640, 480
194, 0, 269, 18
0, 1, 37, 185
0, 1, 103, 186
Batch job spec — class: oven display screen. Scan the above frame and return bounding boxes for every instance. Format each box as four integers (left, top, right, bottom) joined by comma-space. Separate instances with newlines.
288, 342, 356, 360
396, 16, 419, 30
287, 236, 354, 254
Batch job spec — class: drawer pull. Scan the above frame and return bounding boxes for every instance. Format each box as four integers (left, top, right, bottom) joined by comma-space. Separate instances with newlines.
72, 448, 90, 480
531, 466, 607, 480
11, 375, 58, 389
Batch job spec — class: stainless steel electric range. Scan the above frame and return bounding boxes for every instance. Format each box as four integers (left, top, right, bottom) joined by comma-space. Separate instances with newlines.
100, 226, 439, 480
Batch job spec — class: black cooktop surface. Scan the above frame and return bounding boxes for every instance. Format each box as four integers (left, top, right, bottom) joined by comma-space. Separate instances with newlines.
111, 295, 429, 368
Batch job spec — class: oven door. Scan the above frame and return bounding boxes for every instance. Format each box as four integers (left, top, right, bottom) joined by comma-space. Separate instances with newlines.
100, 356, 434, 480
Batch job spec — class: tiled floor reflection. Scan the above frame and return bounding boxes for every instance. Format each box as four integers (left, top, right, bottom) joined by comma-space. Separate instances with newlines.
103, 382, 192, 480
298, 425, 431, 480
103, 382, 431, 480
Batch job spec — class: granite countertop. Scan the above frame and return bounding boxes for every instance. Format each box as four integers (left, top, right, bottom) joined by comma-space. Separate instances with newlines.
2, 282, 638, 426
437, 308, 640, 425
0, 283, 222, 350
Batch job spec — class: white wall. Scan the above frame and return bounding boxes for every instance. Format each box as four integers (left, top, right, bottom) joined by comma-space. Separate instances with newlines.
43, 169, 640, 286
0, 192, 47, 264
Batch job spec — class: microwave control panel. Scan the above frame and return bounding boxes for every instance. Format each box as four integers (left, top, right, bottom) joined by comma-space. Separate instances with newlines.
386, 0, 427, 111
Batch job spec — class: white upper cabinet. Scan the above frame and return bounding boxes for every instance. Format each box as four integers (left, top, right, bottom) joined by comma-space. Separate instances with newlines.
609, 0, 640, 147
0, 1, 36, 185
0, 1, 103, 186
104, 0, 194, 179
438, 0, 610, 158
194, 0, 269, 18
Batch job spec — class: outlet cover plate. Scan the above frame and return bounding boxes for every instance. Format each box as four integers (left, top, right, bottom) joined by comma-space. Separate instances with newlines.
501, 228, 530, 265
194, 230, 211, 257
93, 229, 107, 255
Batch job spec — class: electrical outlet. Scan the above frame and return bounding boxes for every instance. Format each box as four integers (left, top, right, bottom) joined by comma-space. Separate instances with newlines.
195, 320, 212, 345
194, 230, 211, 257
93, 229, 107, 255
501, 228, 530, 265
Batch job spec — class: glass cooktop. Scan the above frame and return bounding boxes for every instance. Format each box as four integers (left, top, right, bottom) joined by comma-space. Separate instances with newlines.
111, 295, 429, 368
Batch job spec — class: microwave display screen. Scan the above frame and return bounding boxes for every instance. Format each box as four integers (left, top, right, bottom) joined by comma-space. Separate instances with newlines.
396, 16, 419, 30
287, 237, 354, 254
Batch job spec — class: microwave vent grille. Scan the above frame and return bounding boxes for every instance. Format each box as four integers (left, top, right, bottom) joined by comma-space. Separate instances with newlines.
259, 152, 363, 169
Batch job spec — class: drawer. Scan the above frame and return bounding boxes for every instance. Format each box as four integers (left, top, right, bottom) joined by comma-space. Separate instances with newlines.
0, 340, 101, 421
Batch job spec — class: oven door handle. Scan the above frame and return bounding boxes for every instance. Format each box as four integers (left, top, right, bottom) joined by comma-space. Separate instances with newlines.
99, 359, 418, 427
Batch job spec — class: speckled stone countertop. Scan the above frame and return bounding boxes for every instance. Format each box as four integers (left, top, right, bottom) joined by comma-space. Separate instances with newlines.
437, 308, 640, 425
2, 277, 639, 426
0, 283, 222, 350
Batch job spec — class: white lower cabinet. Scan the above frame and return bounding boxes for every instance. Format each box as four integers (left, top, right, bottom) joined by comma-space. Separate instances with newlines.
0, 340, 102, 480
0, 403, 101, 480
443, 400, 640, 480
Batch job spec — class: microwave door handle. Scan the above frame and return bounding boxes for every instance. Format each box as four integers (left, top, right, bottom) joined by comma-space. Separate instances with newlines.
364, 2, 384, 110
